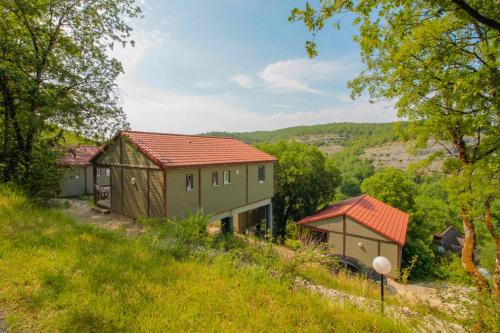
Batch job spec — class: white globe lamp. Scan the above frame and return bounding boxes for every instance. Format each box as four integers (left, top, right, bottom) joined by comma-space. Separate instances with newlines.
372, 256, 391, 316
373, 256, 392, 275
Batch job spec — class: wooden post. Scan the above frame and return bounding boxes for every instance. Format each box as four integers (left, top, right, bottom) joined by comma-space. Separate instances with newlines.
92, 164, 97, 205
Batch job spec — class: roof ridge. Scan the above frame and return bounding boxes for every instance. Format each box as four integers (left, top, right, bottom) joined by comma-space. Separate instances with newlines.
121, 130, 237, 140
344, 194, 367, 215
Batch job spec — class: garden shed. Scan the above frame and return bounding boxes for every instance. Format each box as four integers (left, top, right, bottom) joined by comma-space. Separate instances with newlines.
297, 194, 409, 278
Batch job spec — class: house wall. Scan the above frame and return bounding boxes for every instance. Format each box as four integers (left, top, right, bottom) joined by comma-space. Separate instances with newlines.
60, 166, 89, 197
96, 136, 274, 221
166, 163, 274, 219
247, 163, 274, 203
166, 167, 199, 218
96, 137, 164, 219
309, 215, 401, 278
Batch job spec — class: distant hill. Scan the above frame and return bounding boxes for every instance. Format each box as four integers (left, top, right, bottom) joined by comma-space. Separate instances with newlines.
208, 122, 444, 170
209, 122, 399, 145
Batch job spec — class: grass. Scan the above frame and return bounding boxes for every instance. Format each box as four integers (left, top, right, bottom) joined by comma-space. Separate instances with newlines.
0, 187, 409, 332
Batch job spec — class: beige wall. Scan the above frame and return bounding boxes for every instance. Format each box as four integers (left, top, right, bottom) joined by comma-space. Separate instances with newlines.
122, 168, 148, 219
247, 162, 274, 203
60, 167, 89, 197
200, 165, 246, 214
307, 214, 402, 278
346, 217, 389, 241
166, 167, 199, 218
149, 170, 164, 218
380, 242, 399, 277
309, 216, 343, 232
328, 232, 343, 254
95, 138, 121, 165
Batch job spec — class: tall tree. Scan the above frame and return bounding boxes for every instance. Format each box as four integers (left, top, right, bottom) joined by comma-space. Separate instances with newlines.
0, 0, 140, 182
290, 0, 499, 292
258, 141, 341, 241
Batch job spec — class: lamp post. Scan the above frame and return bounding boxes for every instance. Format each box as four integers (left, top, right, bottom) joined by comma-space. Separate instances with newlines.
372, 256, 391, 316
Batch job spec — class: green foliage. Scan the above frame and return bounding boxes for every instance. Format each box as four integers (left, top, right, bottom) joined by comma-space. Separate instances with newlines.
0, 186, 409, 332
433, 255, 473, 284
361, 167, 416, 211
401, 240, 436, 280
290, 0, 499, 289
18, 143, 63, 201
257, 141, 341, 240
1, 0, 139, 183
334, 153, 374, 198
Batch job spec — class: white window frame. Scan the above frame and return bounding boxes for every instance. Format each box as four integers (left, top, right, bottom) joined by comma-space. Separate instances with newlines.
212, 171, 219, 187
96, 168, 101, 177
223, 170, 231, 185
186, 174, 194, 191
105, 169, 110, 177
258, 165, 265, 184
75, 169, 80, 179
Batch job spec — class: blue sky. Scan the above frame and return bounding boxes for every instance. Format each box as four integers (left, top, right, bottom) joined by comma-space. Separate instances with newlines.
114, 0, 397, 134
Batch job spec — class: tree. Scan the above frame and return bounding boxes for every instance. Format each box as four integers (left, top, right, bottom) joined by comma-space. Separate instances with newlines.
258, 141, 341, 241
361, 167, 416, 212
290, 0, 499, 292
0, 0, 140, 185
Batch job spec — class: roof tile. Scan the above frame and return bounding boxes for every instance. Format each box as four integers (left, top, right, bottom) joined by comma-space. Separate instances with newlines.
298, 194, 409, 245
59, 145, 101, 166
114, 131, 277, 168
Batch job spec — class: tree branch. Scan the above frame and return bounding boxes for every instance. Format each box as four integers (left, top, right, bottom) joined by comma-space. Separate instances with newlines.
450, 0, 500, 32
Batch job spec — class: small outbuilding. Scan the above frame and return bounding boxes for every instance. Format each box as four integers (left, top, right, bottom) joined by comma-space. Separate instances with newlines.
433, 226, 464, 255
297, 194, 409, 278
58, 145, 109, 197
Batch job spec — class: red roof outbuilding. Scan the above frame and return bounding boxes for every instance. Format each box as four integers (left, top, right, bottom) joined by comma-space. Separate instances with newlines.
94, 131, 277, 168
59, 145, 102, 166
297, 194, 409, 245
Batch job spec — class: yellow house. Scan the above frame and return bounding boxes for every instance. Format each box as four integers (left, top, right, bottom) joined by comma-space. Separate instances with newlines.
297, 195, 409, 278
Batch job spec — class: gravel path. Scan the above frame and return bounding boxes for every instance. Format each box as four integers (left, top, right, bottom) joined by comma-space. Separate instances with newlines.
58, 199, 144, 237
294, 277, 465, 333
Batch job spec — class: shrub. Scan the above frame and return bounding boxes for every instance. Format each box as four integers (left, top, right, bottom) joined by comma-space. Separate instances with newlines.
17, 143, 63, 202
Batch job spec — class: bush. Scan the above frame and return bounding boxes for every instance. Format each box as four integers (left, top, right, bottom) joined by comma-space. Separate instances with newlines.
401, 240, 436, 279
17, 143, 63, 202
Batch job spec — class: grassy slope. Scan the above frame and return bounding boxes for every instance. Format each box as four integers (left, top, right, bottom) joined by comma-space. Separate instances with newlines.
0, 190, 407, 332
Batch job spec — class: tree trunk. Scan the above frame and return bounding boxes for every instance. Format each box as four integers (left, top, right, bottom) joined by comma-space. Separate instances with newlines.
484, 199, 499, 297
461, 206, 489, 289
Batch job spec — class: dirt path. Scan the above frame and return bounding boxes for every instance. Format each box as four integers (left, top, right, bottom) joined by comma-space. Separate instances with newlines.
58, 199, 144, 237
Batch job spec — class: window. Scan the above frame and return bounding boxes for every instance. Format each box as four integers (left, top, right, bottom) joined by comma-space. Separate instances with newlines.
212, 171, 219, 186
97, 168, 101, 177
186, 174, 194, 191
106, 169, 110, 177
74, 169, 80, 179
258, 165, 265, 183
223, 170, 231, 185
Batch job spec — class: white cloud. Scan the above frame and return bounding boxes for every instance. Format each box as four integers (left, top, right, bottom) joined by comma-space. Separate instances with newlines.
228, 74, 255, 89
112, 30, 397, 134
259, 58, 346, 95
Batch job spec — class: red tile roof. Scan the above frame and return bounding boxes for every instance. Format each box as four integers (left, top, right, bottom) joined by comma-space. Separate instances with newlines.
297, 194, 409, 245
105, 131, 277, 168
59, 145, 101, 166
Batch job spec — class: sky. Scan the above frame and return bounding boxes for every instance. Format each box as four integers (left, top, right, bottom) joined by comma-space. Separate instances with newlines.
113, 0, 398, 134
